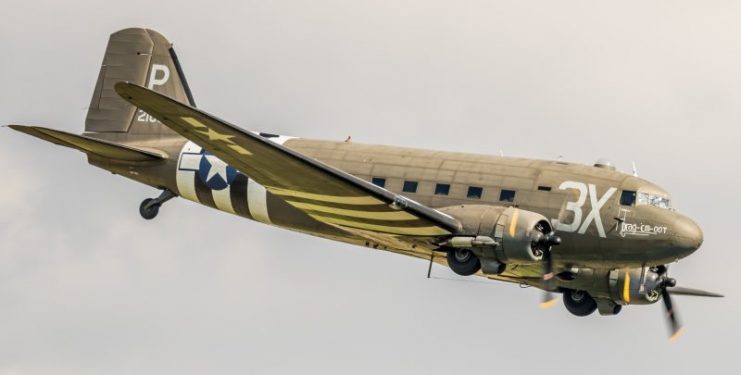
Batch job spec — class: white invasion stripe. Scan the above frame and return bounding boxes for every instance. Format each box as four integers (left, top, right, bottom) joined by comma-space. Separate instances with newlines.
176, 171, 198, 202
179, 154, 200, 170
247, 179, 271, 224
212, 186, 236, 214
247, 131, 297, 146
269, 188, 383, 205
285, 201, 418, 221
176, 141, 202, 203
307, 214, 450, 236
270, 135, 296, 145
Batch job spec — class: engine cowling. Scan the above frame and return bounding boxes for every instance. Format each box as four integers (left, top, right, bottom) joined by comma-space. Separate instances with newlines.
439, 205, 555, 265
608, 266, 666, 305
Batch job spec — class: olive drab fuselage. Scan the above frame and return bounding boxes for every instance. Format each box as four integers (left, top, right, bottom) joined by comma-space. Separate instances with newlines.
91, 134, 703, 275
12, 28, 712, 328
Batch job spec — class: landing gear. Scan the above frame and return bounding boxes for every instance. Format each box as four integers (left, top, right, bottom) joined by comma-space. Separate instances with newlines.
139, 189, 176, 220
563, 289, 598, 317
139, 198, 160, 219
446, 249, 481, 276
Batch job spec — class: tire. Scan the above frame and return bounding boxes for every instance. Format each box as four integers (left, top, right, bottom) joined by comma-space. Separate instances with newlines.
446, 249, 481, 276
139, 198, 160, 220
563, 289, 598, 317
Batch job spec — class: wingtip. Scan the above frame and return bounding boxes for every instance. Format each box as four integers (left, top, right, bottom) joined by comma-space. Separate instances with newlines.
6, 124, 28, 131
114, 81, 156, 104
113, 81, 131, 96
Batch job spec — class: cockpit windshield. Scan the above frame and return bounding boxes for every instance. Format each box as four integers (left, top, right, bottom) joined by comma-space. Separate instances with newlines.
637, 192, 671, 209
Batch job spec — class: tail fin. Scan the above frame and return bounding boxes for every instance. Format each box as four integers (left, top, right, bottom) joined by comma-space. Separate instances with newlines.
85, 28, 195, 135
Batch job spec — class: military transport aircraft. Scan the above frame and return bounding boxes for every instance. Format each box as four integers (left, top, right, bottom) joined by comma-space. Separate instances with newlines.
8, 28, 722, 340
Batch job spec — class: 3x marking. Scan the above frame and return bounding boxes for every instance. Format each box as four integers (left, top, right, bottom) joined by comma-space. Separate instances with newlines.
552, 181, 616, 238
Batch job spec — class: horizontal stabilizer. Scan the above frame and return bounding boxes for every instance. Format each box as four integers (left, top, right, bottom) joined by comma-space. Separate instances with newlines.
7, 125, 166, 161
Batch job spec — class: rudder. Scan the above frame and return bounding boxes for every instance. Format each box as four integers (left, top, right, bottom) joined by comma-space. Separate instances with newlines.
85, 28, 195, 135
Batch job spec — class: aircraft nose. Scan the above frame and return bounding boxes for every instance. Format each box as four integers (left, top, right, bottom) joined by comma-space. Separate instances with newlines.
672, 215, 703, 257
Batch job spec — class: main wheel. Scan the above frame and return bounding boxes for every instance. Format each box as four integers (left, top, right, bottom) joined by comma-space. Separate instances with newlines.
446, 249, 481, 276
139, 198, 160, 220
563, 289, 598, 317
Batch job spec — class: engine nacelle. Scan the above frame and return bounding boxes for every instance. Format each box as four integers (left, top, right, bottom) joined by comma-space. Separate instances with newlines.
608, 267, 665, 305
439, 205, 554, 265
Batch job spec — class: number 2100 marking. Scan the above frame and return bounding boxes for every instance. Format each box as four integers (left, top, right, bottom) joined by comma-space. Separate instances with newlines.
552, 181, 616, 238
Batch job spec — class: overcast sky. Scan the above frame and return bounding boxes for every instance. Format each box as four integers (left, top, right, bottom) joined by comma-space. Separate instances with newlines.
1, 1, 739, 374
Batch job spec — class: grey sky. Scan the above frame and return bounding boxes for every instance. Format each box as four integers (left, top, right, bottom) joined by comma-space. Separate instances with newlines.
1, 1, 739, 374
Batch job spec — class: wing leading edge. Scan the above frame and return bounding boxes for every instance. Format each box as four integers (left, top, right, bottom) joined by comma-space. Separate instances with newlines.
114, 82, 460, 238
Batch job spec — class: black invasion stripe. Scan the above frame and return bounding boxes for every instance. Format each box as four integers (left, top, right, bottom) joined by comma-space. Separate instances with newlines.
230, 173, 253, 219
277, 195, 391, 212
265, 192, 348, 237
298, 210, 434, 228
194, 174, 216, 208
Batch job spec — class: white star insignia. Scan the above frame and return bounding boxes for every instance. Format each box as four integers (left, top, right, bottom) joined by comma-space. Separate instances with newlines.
204, 154, 229, 182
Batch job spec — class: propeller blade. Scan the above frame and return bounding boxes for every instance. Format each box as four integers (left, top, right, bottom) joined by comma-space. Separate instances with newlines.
540, 292, 557, 309
540, 249, 557, 309
661, 288, 684, 341
669, 287, 724, 298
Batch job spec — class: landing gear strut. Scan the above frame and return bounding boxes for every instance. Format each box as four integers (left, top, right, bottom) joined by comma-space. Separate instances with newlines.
139, 189, 176, 220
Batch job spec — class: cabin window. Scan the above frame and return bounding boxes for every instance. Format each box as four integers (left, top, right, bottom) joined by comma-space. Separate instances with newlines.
371, 177, 386, 188
620, 190, 636, 206
538, 186, 552, 192
499, 189, 516, 202
434, 183, 450, 195
467, 186, 483, 199
403, 181, 418, 193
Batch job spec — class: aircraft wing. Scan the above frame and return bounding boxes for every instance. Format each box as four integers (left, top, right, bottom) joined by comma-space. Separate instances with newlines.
115, 82, 461, 238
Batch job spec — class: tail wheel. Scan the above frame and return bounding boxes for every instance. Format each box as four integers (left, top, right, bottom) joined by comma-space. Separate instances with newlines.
563, 289, 598, 317
446, 249, 481, 276
139, 198, 160, 220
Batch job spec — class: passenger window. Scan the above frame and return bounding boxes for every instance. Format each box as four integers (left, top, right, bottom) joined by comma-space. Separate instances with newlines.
403, 181, 418, 193
499, 189, 516, 202
435, 183, 450, 195
620, 190, 636, 206
371, 177, 386, 188
467, 186, 483, 199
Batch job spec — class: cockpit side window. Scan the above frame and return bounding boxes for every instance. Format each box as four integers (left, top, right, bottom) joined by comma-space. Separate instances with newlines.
637, 192, 671, 209
620, 190, 636, 206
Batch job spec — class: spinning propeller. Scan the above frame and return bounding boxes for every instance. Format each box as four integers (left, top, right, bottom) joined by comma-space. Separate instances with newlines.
533, 239, 722, 341
530, 225, 561, 309
655, 266, 723, 340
